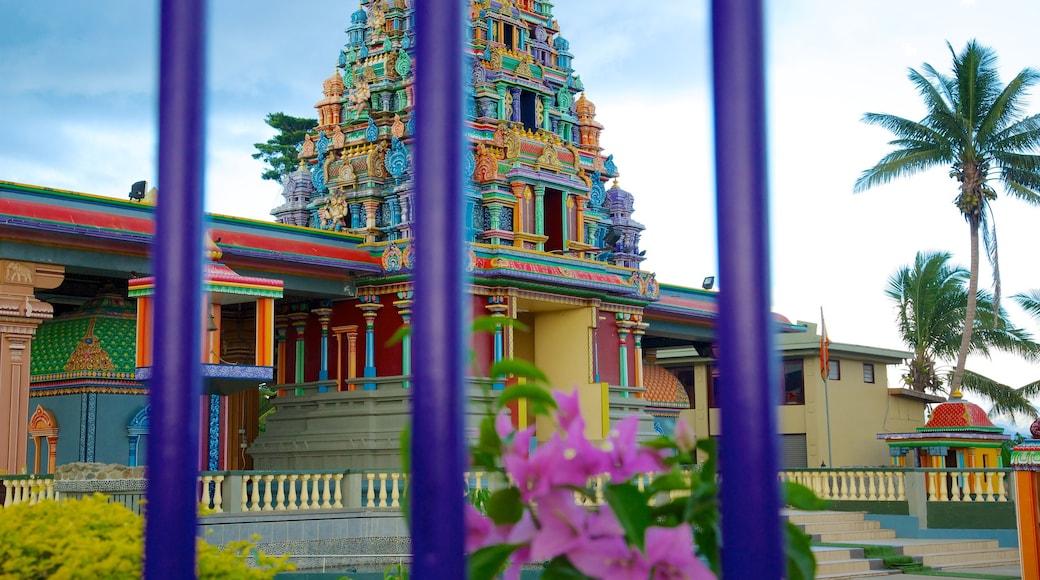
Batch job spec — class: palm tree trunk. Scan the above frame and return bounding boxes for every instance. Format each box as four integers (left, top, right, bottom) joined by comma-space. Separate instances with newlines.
950, 217, 980, 394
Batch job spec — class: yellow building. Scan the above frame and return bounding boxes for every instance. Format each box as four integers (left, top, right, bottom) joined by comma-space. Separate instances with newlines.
652, 321, 942, 468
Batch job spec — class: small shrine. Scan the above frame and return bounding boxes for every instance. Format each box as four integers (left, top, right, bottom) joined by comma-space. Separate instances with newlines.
1009, 419, 1040, 578
878, 389, 1009, 469
129, 237, 283, 470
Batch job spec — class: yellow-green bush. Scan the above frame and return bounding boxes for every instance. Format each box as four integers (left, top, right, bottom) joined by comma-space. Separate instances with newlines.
0, 495, 293, 579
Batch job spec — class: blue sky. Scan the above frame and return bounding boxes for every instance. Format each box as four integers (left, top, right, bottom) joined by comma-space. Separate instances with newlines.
3, 0, 1040, 411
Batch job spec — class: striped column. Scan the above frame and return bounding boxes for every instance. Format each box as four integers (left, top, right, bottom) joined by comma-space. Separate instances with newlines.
394, 292, 413, 389
312, 306, 333, 391
357, 295, 382, 390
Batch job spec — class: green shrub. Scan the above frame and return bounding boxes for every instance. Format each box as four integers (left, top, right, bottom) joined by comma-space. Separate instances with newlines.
0, 495, 293, 578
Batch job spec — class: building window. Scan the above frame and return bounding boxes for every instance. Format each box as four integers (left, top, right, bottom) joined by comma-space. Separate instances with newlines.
827, 359, 840, 381
863, 363, 875, 384
782, 359, 804, 405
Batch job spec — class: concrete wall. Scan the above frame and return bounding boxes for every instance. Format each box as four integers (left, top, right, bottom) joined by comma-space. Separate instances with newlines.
27, 392, 146, 470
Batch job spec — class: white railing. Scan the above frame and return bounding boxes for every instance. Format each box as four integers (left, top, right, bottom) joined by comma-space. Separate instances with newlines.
780, 469, 907, 502
1, 475, 57, 507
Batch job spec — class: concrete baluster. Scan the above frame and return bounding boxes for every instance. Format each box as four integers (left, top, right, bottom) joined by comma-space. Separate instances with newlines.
322, 474, 333, 508
300, 474, 312, 509
996, 472, 1007, 502
366, 473, 376, 507
333, 473, 344, 508
391, 473, 401, 507
261, 474, 275, 510
379, 473, 389, 507
288, 474, 299, 510
275, 474, 287, 510
212, 475, 224, 512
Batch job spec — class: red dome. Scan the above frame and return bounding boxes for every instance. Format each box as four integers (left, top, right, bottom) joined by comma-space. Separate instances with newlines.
925, 393, 996, 430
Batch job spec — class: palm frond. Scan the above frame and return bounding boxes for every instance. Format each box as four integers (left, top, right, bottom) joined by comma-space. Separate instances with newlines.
959, 369, 1037, 422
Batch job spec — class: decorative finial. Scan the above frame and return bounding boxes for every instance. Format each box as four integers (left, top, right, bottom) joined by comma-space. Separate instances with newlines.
950, 387, 963, 400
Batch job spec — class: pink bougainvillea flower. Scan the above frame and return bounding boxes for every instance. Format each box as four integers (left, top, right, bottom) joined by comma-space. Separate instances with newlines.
585, 502, 625, 539
674, 417, 697, 455
603, 415, 668, 481
568, 536, 652, 580
554, 389, 584, 433
528, 489, 591, 561
644, 524, 715, 579
465, 503, 495, 553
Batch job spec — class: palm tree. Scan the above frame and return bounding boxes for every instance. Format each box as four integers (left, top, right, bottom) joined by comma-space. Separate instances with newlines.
855, 41, 1040, 395
1011, 290, 1040, 403
887, 251, 1038, 419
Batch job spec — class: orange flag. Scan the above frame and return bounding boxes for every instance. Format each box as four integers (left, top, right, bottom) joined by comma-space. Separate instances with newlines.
820, 307, 831, 380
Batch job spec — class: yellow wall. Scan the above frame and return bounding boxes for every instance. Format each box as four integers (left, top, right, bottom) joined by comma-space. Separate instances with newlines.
531, 306, 600, 440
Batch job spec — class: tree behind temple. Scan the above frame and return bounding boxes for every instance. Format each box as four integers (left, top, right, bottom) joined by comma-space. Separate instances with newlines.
887, 251, 1038, 419
252, 113, 316, 181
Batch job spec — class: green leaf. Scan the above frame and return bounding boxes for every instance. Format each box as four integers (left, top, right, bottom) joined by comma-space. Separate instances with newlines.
495, 384, 557, 412
399, 423, 411, 529
785, 520, 816, 580
541, 556, 592, 579
384, 325, 411, 347
468, 544, 520, 580
488, 358, 550, 383
485, 487, 524, 525
646, 471, 688, 495
472, 315, 530, 334
782, 481, 829, 511
603, 483, 651, 550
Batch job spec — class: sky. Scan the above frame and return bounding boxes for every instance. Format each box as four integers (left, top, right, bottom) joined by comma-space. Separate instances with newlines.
3, 0, 1040, 417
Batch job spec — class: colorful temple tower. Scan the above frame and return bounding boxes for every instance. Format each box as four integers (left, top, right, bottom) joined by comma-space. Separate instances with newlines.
248, 0, 662, 469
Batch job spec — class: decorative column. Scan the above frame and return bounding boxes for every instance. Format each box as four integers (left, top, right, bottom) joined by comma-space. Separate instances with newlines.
486, 296, 509, 390
357, 295, 383, 390
394, 291, 414, 389
533, 185, 545, 251
510, 87, 522, 123
274, 315, 289, 395
510, 181, 525, 243
255, 297, 275, 368
332, 325, 359, 391
632, 317, 649, 398
616, 313, 635, 392
364, 200, 381, 242
287, 310, 310, 391
0, 260, 63, 474
541, 96, 552, 131
312, 305, 333, 392
575, 197, 586, 245
495, 83, 508, 120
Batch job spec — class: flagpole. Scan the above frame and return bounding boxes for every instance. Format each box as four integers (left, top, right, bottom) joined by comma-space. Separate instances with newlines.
821, 308, 834, 467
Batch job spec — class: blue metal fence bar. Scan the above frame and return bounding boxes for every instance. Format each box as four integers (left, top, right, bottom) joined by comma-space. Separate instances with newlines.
410, 0, 467, 578
145, 0, 206, 577
712, 0, 784, 577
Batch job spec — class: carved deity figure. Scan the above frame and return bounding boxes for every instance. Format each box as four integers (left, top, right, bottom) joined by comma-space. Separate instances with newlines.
321, 192, 349, 230
348, 77, 371, 114
473, 143, 498, 182
367, 140, 390, 178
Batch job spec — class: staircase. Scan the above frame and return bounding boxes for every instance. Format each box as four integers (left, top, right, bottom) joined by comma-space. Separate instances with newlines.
784, 509, 1021, 579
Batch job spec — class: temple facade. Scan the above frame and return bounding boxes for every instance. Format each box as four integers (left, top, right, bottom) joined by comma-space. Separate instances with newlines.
0, 0, 934, 476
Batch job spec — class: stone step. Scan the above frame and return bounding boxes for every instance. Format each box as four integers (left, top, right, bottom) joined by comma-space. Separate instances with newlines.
895, 539, 1001, 556
815, 571, 893, 580
813, 529, 897, 543
799, 520, 881, 534
784, 509, 869, 525
812, 546, 863, 563
816, 557, 887, 577
919, 548, 1020, 568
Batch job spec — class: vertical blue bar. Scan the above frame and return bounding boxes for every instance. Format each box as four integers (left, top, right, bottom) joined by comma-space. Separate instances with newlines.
145, 0, 206, 577
712, 1, 784, 578
411, 0, 466, 577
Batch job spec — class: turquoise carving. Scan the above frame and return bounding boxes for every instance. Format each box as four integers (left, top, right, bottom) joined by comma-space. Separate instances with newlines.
385, 137, 409, 178
366, 118, 379, 142
395, 49, 411, 77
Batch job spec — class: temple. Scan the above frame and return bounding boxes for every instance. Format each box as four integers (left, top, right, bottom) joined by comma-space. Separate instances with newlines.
0, 0, 935, 476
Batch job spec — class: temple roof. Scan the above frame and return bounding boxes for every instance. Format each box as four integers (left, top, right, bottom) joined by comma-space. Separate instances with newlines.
643, 364, 690, 410
30, 293, 137, 382
918, 391, 1003, 433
